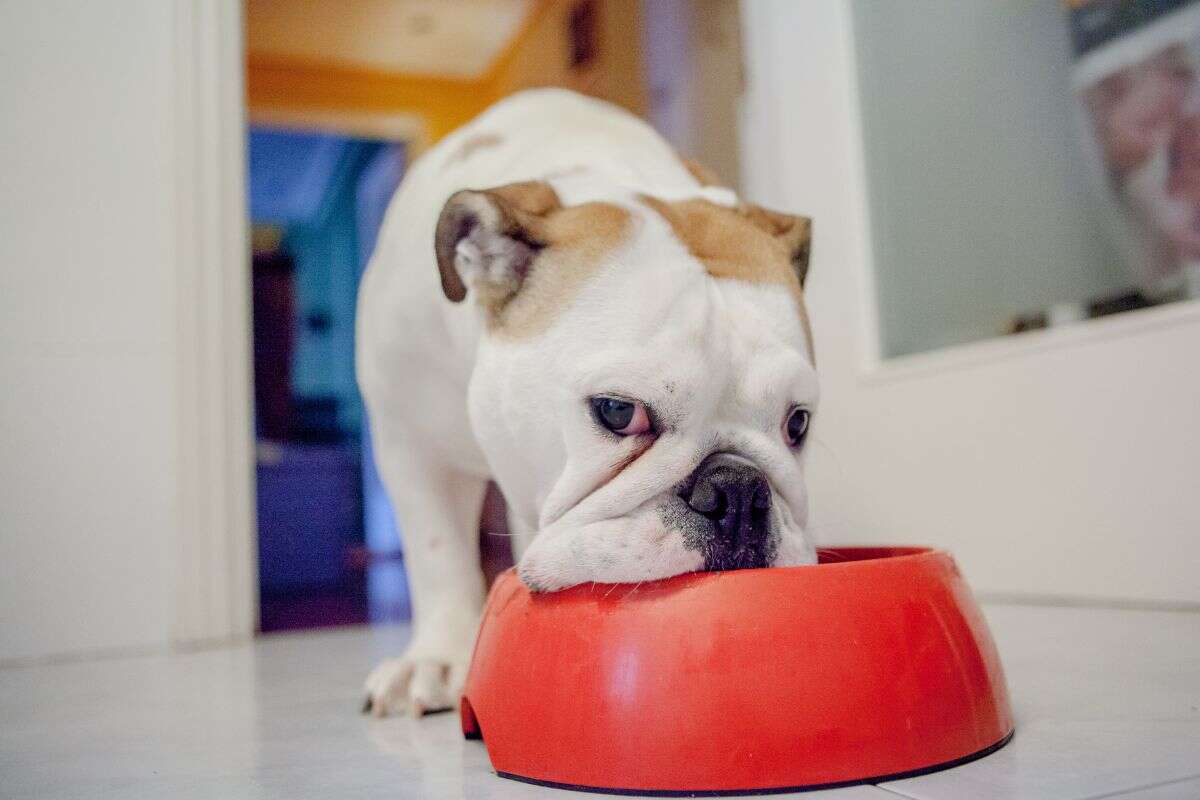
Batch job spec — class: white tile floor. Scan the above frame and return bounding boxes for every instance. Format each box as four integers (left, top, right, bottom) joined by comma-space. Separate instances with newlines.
1, 603, 1197, 800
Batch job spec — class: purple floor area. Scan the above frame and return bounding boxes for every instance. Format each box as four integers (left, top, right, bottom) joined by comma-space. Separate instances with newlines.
260, 560, 411, 633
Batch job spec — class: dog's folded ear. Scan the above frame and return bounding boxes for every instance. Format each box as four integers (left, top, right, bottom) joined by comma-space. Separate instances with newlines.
434, 181, 563, 304
741, 205, 814, 287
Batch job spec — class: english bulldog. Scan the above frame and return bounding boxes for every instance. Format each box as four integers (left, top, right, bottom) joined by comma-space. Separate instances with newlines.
357, 89, 817, 716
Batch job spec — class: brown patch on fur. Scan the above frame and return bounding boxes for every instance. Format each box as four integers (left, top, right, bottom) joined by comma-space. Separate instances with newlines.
681, 157, 722, 187
449, 132, 504, 164
741, 204, 813, 286
436, 180, 631, 338
640, 195, 815, 359
638, 196, 806, 294
493, 200, 631, 338
487, 179, 562, 219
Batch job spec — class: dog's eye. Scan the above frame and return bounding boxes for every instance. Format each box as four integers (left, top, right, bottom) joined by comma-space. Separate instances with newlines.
591, 396, 652, 436
784, 407, 810, 447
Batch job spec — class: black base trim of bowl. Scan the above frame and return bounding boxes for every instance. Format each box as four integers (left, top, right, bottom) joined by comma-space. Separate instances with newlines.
494, 728, 1014, 797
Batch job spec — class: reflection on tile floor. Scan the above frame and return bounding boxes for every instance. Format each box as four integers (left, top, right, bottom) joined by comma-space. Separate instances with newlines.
1, 604, 1197, 799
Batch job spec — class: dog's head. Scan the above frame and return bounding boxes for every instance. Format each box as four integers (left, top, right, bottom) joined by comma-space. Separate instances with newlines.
436, 175, 817, 590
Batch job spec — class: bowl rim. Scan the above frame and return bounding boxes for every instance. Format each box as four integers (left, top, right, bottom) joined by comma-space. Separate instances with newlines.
506, 545, 946, 597
811, 544, 936, 565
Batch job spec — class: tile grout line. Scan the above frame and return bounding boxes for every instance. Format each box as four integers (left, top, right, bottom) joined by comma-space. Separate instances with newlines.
979, 593, 1200, 614
871, 772, 1200, 800
871, 784, 925, 800
0, 643, 168, 671
1082, 773, 1200, 800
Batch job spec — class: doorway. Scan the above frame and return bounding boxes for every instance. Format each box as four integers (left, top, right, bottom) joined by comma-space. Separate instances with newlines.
247, 125, 407, 632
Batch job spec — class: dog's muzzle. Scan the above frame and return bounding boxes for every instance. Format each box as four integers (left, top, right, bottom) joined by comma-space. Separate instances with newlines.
680, 452, 775, 571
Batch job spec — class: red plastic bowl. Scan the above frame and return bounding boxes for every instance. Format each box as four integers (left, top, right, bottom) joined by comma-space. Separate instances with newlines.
460, 547, 1013, 795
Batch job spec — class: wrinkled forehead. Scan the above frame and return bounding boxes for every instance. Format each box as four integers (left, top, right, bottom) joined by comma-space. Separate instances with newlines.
552, 199, 816, 385
584, 195, 812, 343
490, 173, 814, 366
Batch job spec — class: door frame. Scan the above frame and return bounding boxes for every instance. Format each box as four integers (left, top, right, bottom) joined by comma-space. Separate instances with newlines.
170, 0, 257, 645
170, 1, 429, 644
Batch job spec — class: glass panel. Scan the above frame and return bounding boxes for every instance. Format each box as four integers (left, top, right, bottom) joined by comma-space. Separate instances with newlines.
854, 0, 1200, 358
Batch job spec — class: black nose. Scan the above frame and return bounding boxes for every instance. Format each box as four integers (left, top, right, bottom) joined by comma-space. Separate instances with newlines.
682, 452, 774, 571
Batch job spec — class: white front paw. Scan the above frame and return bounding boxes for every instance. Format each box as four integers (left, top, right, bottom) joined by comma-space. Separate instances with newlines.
363, 639, 472, 718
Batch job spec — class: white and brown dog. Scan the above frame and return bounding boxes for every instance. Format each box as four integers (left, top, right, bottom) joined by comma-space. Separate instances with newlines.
357, 89, 817, 716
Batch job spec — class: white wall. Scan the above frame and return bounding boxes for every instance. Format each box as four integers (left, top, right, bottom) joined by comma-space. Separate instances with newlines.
0, 0, 253, 661
741, 0, 1200, 605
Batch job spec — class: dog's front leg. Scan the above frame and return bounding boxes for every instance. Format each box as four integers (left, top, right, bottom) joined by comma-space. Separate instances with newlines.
363, 451, 488, 717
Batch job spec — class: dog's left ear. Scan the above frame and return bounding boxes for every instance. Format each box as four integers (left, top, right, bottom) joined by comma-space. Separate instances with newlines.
742, 205, 813, 287
434, 181, 562, 305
